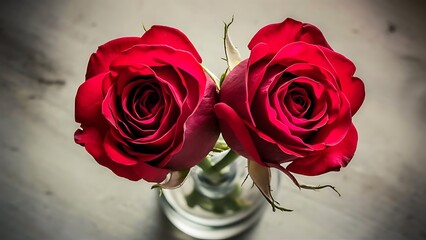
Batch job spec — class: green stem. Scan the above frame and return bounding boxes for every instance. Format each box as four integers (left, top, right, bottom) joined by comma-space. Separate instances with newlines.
210, 150, 239, 173
197, 150, 240, 176
197, 157, 214, 173
196, 150, 240, 185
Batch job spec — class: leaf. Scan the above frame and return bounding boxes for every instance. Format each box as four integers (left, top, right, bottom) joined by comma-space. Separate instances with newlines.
247, 160, 292, 212
223, 16, 242, 72
151, 169, 190, 190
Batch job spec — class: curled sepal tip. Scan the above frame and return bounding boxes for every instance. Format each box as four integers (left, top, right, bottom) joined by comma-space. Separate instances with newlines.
300, 184, 341, 197
142, 24, 148, 32
151, 169, 190, 190
223, 16, 242, 73
247, 160, 292, 212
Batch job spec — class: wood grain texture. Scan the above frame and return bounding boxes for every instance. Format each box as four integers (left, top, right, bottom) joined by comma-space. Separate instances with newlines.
0, 0, 425, 239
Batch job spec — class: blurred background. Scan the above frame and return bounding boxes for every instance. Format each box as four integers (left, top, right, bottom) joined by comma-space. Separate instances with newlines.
0, 0, 425, 239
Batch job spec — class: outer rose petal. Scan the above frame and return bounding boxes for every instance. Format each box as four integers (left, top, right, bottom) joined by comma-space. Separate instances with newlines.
75, 126, 169, 182
345, 77, 365, 115
246, 127, 301, 164
299, 23, 331, 49
75, 73, 106, 125
165, 78, 219, 169
140, 25, 202, 63
248, 18, 303, 54
110, 45, 206, 93
286, 124, 358, 176
320, 46, 365, 115
248, 18, 331, 56
214, 103, 264, 166
130, 161, 170, 183
86, 37, 141, 80
219, 60, 253, 123
74, 127, 170, 182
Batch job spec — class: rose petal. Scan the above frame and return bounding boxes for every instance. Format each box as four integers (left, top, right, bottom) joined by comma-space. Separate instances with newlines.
140, 25, 202, 63
269, 42, 336, 80
112, 64, 156, 95
282, 62, 338, 96
111, 45, 206, 101
284, 85, 311, 117
319, 46, 365, 115
109, 128, 172, 162
86, 37, 141, 80
247, 126, 302, 164
248, 18, 331, 56
214, 103, 263, 166
165, 79, 219, 169
130, 161, 170, 183
75, 126, 156, 181
75, 73, 107, 125
346, 77, 365, 115
153, 66, 187, 107
103, 130, 139, 166
248, 18, 303, 55
272, 76, 329, 133
246, 44, 274, 105
310, 92, 352, 146
121, 79, 164, 130
299, 23, 332, 49
245, 123, 308, 157
287, 124, 358, 176
102, 83, 119, 129
250, 75, 312, 152
220, 60, 254, 123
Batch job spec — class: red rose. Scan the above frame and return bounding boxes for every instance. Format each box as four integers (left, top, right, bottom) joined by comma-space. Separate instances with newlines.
215, 18, 365, 176
74, 26, 219, 182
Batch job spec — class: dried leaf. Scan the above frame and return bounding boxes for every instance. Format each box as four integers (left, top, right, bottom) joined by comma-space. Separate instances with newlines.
269, 163, 300, 188
247, 160, 292, 212
151, 169, 190, 190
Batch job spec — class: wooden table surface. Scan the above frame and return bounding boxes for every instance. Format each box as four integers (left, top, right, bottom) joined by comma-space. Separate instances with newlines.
1, 0, 425, 239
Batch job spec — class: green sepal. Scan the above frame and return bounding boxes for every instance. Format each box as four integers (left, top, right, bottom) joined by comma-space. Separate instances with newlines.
300, 184, 341, 197
223, 16, 242, 72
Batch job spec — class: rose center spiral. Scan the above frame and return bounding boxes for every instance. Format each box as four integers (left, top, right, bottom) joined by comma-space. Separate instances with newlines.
130, 82, 163, 117
285, 84, 312, 118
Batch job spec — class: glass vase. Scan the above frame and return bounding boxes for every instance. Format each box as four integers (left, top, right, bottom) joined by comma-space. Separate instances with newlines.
159, 151, 281, 239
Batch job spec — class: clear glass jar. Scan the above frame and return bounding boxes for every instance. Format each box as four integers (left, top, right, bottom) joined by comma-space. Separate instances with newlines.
159, 151, 280, 239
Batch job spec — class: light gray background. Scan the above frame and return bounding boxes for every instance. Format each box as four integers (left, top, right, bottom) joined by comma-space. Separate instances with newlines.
0, 0, 425, 239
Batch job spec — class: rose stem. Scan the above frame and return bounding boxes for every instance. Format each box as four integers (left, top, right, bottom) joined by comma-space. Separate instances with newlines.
197, 157, 214, 173
210, 150, 239, 173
